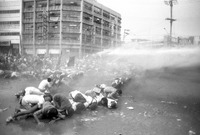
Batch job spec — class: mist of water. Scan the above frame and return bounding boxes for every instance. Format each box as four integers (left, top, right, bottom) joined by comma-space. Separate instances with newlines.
97, 44, 200, 71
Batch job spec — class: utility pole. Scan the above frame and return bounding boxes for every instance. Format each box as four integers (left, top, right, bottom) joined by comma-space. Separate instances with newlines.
164, 0, 177, 44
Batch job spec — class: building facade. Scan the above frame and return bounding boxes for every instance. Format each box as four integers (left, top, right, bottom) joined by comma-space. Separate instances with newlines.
21, 0, 121, 57
0, 0, 21, 55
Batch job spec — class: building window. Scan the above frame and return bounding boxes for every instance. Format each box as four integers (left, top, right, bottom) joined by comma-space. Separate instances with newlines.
49, 0, 61, 6
36, 0, 47, 11
83, 12, 92, 22
0, 21, 19, 29
63, 22, 80, 33
24, 1, 34, 12
49, 11, 60, 22
0, 32, 19, 36
110, 14, 116, 22
0, 21, 19, 25
82, 24, 93, 34
118, 18, 121, 24
63, 0, 80, 6
103, 29, 110, 36
35, 23, 43, 33
83, 1, 92, 11
49, 22, 60, 33
94, 6, 101, 15
23, 12, 33, 22
63, 11, 80, 21
63, 33, 80, 43
94, 17, 101, 25
103, 20, 109, 27
95, 27, 101, 35
103, 11, 110, 19
0, 10, 20, 14
95, 37, 101, 45
63, 0, 81, 10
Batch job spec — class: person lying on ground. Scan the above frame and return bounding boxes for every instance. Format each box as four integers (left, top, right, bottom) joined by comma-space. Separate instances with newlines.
15, 86, 44, 98
85, 86, 105, 105
100, 97, 118, 109
6, 94, 62, 124
49, 93, 85, 124
85, 85, 118, 109
69, 90, 98, 111
111, 78, 123, 95
53, 93, 74, 117
99, 84, 119, 100
20, 94, 46, 110
33, 97, 65, 127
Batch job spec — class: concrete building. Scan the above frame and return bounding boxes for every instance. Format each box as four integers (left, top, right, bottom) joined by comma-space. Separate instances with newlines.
21, 0, 121, 57
0, 0, 21, 55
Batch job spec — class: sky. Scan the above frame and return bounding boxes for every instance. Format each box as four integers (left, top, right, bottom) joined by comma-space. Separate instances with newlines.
97, 0, 200, 41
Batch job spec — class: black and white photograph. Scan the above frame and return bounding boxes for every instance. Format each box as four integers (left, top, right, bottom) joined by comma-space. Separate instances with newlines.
0, 0, 200, 135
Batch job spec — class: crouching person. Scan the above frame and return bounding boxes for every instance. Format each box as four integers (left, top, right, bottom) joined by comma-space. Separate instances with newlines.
53, 93, 74, 118
38, 78, 53, 93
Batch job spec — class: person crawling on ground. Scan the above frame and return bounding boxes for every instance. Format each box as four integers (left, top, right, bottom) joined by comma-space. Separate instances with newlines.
33, 95, 65, 127
6, 94, 63, 125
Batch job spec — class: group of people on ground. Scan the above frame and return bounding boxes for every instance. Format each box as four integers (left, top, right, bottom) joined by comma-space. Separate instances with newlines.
6, 76, 131, 127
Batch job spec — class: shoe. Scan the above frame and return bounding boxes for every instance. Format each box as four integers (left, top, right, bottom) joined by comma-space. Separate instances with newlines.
15, 93, 20, 99
6, 116, 14, 123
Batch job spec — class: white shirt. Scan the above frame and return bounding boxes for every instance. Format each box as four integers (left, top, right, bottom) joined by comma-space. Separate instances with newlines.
94, 93, 104, 103
38, 79, 51, 92
69, 99, 78, 111
22, 95, 45, 108
24, 87, 44, 95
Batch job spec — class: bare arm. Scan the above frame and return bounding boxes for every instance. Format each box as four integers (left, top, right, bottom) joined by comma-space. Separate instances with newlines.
13, 104, 39, 119
49, 112, 65, 124
33, 109, 42, 124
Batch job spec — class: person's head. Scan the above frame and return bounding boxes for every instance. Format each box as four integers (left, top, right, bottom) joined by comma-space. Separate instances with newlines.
117, 89, 122, 95
95, 84, 101, 88
44, 93, 53, 102
88, 100, 98, 111
44, 107, 58, 119
100, 84, 106, 89
108, 101, 117, 109
47, 78, 52, 82
100, 97, 108, 107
